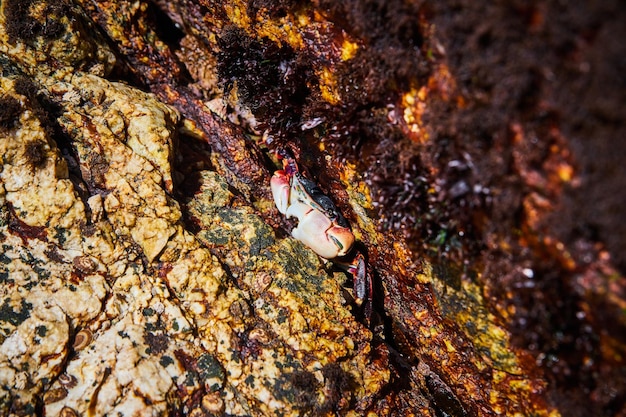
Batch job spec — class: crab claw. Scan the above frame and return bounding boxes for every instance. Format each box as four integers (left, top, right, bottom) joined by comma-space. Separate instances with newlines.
270, 170, 291, 214
326, 225, 355, 257
286, 202, 354, 259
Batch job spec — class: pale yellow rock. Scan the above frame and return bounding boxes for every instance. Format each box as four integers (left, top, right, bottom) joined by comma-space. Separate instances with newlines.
0, 4, 388, 414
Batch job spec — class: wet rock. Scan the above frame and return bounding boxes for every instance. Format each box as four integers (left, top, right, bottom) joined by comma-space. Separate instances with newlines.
5, 0, 622, 416
0, 1, 386, 415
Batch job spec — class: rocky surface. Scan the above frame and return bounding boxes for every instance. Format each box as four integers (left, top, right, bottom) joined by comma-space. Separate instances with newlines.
0, 2, 386, 415
1, 0, 625, 416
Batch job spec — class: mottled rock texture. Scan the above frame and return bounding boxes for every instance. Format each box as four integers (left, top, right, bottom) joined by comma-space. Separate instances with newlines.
0, 2, 385, 415
2, 0, 625, 416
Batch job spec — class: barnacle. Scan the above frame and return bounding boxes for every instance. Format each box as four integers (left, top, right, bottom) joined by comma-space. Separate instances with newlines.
72, 329, 93, 351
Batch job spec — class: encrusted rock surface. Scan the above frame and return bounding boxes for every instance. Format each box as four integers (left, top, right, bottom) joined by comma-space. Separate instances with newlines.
3, 0, 625, 416
0, 4, 387, 415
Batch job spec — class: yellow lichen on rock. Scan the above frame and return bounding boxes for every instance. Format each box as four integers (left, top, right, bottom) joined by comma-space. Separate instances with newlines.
0, 0, 115, 79
186, 169, 388, 413
318, 67, 342, 105
0, 1, 392, 414
0, 66, 239, 414
0, 47, 380, 417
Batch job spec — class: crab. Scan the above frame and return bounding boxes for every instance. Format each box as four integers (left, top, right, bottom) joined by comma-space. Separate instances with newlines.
270, 149, 372, 319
